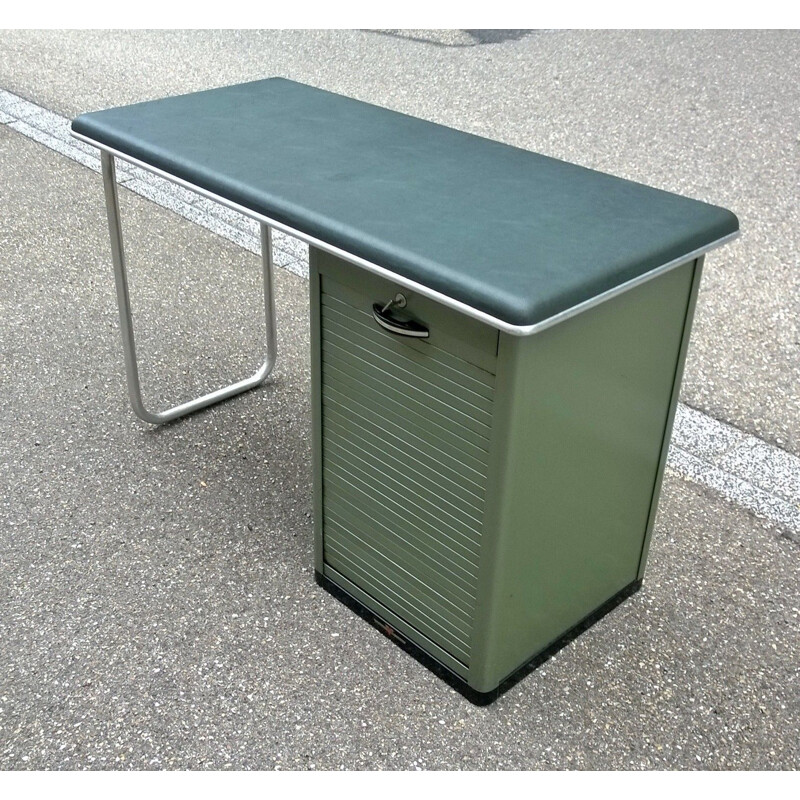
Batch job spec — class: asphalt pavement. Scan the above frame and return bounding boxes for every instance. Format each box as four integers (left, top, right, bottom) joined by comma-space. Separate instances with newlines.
0, 30, 798, 770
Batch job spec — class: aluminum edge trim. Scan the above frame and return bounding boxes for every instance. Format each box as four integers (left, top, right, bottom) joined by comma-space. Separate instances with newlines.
71, 129, 740, 337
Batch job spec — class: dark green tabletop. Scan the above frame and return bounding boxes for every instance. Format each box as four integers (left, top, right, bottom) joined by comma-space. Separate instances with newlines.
72, 78, 738, 328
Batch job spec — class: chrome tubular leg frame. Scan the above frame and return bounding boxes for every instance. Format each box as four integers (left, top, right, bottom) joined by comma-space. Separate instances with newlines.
100, 151, 277, 424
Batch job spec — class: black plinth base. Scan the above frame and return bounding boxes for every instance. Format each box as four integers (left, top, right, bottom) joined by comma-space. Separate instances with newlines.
315, 570, 643, 706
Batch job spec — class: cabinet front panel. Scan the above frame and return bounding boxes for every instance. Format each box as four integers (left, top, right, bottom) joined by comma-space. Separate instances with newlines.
319, 272, 497, 668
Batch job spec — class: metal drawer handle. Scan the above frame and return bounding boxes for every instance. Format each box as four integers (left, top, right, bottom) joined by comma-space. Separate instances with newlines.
372, 295, 429, 339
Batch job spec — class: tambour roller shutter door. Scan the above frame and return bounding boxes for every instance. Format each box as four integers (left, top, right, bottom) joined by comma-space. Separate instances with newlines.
319, 275, 496, 668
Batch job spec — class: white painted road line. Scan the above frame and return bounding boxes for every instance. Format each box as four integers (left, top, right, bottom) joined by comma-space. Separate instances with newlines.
3, 88, 798, 538
669, 405, 800, 537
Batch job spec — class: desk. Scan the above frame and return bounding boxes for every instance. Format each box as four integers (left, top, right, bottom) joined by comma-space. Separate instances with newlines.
73, 78, 739, 703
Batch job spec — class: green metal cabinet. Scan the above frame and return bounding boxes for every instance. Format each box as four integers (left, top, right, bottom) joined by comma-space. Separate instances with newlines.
311, 247, 702, 704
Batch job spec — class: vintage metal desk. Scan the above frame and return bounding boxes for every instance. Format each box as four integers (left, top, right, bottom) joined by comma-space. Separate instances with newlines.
72, 78, 739, 703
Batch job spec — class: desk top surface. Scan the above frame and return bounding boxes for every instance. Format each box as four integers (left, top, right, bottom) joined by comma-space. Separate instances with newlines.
72, 78, 738, 329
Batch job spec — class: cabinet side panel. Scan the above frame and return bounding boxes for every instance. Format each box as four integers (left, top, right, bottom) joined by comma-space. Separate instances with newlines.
473, 260, 697, 691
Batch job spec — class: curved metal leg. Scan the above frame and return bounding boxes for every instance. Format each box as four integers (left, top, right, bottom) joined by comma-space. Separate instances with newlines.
101, 151, 277, 424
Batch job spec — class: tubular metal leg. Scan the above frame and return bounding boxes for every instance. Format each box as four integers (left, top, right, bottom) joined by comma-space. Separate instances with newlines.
100, 151, 277, 424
